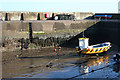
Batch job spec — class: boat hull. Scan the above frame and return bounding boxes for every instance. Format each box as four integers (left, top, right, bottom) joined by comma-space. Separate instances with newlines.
81, 46, 110, 54
76, 42, 111, 55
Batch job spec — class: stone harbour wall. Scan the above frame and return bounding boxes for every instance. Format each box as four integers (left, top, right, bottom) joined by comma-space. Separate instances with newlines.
0, 11, 94, 21
1, 20, 97, 51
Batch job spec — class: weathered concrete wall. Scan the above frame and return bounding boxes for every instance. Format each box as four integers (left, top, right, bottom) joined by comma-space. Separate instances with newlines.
1, 20, 120, 52
74, 12, 94, 20
1, 12, 10, 21
2, 20, 96, 39
0, 12, 3, 20
2, 20, 96, 51
74, 12, 80, 20
79, 12, 94, 19
23, 12, 38, 20
1, 12, 94, 21
32, 22, 43, 31
61, 20, 120, 48
9, 12, 21, 21
2, 21, 29, 39
0, 21, 2, 44
42, 22, 54, 32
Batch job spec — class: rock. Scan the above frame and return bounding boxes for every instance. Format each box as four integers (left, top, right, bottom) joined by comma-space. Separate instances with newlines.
46, 62, 54, 68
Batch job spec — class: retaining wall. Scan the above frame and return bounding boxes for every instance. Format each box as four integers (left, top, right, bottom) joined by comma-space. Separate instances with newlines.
1, 20, 96, 51
2, 20, 96, 39
1, 20, 120, 51
61, 20, 120, 48
0, 12, 94, 21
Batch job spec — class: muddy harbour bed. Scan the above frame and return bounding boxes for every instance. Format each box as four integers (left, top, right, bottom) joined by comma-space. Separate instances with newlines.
2, 46, 120, 79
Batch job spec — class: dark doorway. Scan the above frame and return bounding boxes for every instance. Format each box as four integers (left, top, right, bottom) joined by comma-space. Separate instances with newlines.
37, 13, 40, 20
52, 13, 54, 20
5, 13, 8, 21
20, 13, 24, 21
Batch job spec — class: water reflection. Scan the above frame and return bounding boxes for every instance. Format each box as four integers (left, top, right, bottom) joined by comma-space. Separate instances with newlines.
76, 54, 110, 74
79, 65, 89, 73
112, 63, 120, 73
29, 58, 34, 73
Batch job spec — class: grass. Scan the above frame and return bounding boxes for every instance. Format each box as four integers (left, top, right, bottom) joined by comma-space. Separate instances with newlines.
20, 29, 86, 36
52, 29, 86, 34
21, 31, 45, 35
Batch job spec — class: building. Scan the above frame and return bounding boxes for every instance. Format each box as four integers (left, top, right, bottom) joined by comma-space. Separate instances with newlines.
118, 1, 120, 13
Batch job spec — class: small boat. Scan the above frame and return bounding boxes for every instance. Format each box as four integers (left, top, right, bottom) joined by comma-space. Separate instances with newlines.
76, 38, 111, 54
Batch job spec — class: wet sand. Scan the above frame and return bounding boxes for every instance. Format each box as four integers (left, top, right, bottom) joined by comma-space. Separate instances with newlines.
2, 47, 76, 78
2, 47, 74, 63
2, 47, 120, 78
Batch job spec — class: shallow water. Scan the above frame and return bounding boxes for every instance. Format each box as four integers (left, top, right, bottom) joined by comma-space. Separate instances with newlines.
2, 48, 120, 78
